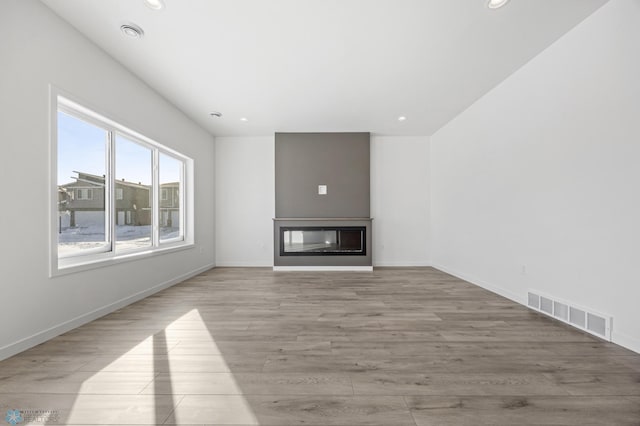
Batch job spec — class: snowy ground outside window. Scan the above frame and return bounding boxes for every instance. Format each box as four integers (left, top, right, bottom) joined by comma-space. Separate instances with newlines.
58, 224, 179, 256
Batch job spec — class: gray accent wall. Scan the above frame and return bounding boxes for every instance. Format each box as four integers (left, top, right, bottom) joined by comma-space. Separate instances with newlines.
275, 133, 370, 218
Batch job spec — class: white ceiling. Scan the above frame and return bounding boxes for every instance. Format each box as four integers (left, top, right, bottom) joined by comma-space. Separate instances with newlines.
40, 0, 607, 137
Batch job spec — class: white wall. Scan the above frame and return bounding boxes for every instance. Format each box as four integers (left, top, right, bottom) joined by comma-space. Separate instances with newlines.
430, 0, 640, 353
214, 135, 431, 267
0, 0, 215, 359
371, 136, 430, 266
215, 137, 275, 266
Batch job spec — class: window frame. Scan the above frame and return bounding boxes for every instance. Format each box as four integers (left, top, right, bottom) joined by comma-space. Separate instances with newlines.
50, 88, 194, 277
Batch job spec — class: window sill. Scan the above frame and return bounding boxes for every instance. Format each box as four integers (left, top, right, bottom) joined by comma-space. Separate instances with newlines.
51, 242, 195, 277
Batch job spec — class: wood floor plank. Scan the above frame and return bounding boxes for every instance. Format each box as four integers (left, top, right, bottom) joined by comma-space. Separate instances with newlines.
0, 393, 179, 425
140, 372, 353, 396
0, 371, 156, 395
405, 395, 640, 426
351, 372, 569, 396
543, 371, 640, 396
166, 395, 414, 425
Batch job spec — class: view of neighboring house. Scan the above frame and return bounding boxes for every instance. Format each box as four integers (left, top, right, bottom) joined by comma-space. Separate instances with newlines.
58, 171, 179, 230
159, 182, 180, 227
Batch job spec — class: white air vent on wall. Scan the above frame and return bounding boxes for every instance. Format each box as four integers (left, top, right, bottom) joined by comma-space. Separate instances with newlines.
527, 290, 612, 341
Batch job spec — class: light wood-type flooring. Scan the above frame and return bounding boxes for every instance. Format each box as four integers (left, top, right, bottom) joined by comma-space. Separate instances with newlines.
1, 267, 639, 425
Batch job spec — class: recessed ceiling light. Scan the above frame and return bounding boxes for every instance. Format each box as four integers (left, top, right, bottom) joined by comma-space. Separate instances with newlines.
240, 117, 249, 122
487, 0, 510, 9
209, 112, 222, 118
398, 116, 407, 122
120, 23, 144, 39
143, 0, 165, 10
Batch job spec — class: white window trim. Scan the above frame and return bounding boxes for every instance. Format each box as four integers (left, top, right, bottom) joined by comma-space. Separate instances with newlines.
49, 86, 195, 277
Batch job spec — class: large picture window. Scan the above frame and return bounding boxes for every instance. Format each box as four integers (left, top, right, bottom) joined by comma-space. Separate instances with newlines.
52, 94, 192, 274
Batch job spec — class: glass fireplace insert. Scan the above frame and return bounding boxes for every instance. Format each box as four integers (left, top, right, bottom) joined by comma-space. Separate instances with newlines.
280, 226, 366, 256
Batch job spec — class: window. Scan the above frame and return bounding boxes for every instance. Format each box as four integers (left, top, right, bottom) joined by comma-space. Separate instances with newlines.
159, 153, 183, 242
56, 111, 108, 259
115, 134, 153, 252
52, 93, 192, 274
76, 188, 93, 200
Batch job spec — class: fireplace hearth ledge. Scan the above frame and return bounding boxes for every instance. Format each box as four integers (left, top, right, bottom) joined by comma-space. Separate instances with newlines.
273, 217, 372, 221
273, 266, 374, 272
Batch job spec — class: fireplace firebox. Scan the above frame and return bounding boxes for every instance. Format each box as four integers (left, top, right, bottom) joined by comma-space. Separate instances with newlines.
280, 226, 366, 256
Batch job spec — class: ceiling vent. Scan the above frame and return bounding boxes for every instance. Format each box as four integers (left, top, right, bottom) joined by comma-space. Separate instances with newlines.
120, 23, 145, 39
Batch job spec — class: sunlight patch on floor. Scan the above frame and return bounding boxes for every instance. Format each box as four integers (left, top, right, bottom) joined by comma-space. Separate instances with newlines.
66, 309, 259, 424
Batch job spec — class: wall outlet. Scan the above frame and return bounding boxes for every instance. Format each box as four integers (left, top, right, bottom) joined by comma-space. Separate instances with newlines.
521, 265, 527, 274
318, 185, 327, 195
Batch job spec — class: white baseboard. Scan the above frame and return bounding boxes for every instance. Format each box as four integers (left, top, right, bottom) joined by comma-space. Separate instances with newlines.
273, 266, 374, 272
0, 263, 215, 361
215, 261, 273, 267
612, 330, 640, 355
430, 262, 525, 305
373, 261, 431, 267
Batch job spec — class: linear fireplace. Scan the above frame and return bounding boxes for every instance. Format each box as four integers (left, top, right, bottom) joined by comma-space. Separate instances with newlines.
280, 226, 366, 256
273, 218, 372, 269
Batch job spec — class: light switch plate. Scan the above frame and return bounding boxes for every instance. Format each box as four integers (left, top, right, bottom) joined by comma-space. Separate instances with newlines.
318, 185, 327, 195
